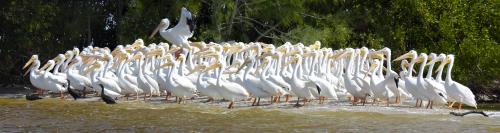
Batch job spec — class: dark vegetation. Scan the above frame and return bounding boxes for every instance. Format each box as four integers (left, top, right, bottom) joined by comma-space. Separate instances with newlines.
0, 0, 498, 102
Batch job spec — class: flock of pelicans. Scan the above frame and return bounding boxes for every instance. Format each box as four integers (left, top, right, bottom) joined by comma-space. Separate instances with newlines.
22, 39, 476, 109
21, 7, 476, 110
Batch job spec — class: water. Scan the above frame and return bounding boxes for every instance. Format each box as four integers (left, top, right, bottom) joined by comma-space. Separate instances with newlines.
1, 98, 499, 132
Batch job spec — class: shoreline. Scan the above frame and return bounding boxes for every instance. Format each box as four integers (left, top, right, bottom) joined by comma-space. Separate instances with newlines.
1, 85, 499, 112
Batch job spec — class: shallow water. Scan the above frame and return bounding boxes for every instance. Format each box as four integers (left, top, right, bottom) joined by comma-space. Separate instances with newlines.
1, 98, 499, 132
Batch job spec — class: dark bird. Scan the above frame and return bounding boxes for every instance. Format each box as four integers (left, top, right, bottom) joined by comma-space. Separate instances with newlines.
99, 84, 116, 104
26, 92, 43, 101
67, 80, 84, 100
25, 87, 42, 101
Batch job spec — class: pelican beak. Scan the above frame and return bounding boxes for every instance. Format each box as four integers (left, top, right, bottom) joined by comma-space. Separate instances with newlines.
364, 62, 379, 79
335, 51, 350, 60
168, 47, 181, 53
159, 62, 174, 68
394, 52, 412, 62
369, 53, 384, 59
235, 59, 251, 73
111, 49, 119, 57
239, 45, 256, 53
125, 47, 134, 53
415, 56, 425, 63
84, 63, 99, 75
23, 67, 31, 76
23, 57, 35, 69
187, 65, 205, 76
149, 23, 163, 39
23, 60, 35, 76
426, 58, 439, 66
191, 42, 206, 50
435, 58, 450, 73
40, 62, 50, 71
111, 59, 122, 70
68, 58, 78, 68
204, 63, 221, 73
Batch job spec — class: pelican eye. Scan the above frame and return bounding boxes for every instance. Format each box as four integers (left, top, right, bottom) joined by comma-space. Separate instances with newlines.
438, 93, 444, 97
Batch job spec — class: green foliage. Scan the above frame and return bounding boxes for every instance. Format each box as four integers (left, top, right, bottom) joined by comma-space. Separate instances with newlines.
0, 0, 498, 98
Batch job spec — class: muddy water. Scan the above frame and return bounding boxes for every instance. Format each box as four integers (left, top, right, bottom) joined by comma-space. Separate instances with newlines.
1, 98, 499, 132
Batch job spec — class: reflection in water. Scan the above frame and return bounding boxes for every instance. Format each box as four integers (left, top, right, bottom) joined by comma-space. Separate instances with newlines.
0, 98, 499, 132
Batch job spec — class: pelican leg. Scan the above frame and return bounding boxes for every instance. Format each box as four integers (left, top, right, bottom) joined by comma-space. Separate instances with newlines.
364, 95, 369, 106
136, 92, 139, 101
83, 87, 87, 97
277, 96, 281, 103
430, 101, 434, 109
352, 97, 357, 106
419, 99, 423, 107
458, 103, 462, 110
448, 102, 456, 109
285, 95, 290, 103
252, 98, 257, 106
270, 96, 273, 104
60, 91, 64, 99
395, 96, 399, 104
302, 98, 307, 106
257, 97, 261, 106
416, 99, 420, 107
387, 98, 390, 106
426, 100, 431, 109
143, 93, 147, 101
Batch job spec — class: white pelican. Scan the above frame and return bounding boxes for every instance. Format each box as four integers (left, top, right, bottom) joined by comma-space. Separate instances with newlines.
149, 7, 195, 50
23, 55, 45, 94
66, 56, 92, 93
441, 55, 477, 109
38, 59, 68, 98
415, 53, 447, 109
394, 50, 425, 107
85, 57, 122, 99
339, 49, 366, 105
205, 58, 250, 109
237, 57, 273, 106
160, 54, 197, 103
133, 52, 157, 101
189, 62, 222, 102
289, 54, 316, 107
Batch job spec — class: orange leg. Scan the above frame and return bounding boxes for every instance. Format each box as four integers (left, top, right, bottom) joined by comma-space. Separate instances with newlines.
285, 95, 290, 103
60, 91, 64, 99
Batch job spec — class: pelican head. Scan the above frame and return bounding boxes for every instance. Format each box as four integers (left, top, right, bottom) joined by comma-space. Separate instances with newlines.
394, 50, 417, 62
187, 62, 208, 75
149, 18, 170, 39
364, 59, 380, 79
84, 61, 103, 75
23, 55, 39, 70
